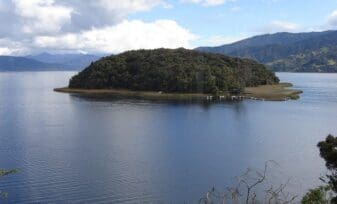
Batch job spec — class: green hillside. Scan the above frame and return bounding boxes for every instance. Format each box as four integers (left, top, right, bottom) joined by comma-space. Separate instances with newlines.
197, 30, 337, 72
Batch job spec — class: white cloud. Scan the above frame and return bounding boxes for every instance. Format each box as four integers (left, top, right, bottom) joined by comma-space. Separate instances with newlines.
98, 0, 169, 12
308, 9, 337, 31
0, 46, 26, 55
259, 21, 301, 33
0, 38, 28, 55
0, 0, 182, 55
12, 0, 73, 34
34, 20, 197, 54
181, 0, 235, 7
0, 47, 12, 55
58, 0, 171, 31
0, 0, 171, 36
0, 0, 5, 11
328, 10, 337, 27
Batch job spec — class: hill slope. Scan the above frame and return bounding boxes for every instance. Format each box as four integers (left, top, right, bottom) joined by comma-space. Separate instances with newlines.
0, 56, 63, 71
68, 48, 279, 94
0, 53, 101, 71
196, 30, 337, 72
26, 53, 101, 70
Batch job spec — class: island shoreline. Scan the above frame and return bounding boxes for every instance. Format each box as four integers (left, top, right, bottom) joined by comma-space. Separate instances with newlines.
54, 82, 302, 101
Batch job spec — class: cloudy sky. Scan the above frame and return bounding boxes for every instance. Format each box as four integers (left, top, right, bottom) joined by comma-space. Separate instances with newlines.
0, 0, 337, 55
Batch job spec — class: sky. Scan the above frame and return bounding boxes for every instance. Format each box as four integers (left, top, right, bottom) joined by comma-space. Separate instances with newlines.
0, 0, 337, 55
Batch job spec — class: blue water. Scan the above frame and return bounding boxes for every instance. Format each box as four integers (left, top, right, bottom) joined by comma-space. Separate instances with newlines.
0, 72, 337, 203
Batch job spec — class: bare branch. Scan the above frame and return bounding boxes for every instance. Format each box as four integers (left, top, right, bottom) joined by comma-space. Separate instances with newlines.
200, 161, 298, 204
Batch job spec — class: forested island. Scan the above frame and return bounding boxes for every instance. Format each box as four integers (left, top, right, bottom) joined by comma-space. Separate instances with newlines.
56, 48, 301, 101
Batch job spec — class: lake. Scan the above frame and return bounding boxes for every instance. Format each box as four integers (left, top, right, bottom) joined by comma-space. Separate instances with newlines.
0, 72, 337, 203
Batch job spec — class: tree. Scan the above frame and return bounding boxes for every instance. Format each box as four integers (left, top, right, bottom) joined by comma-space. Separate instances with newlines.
301, 186, 331, 204
317, 134, 337, 203
69, 48, 279, 95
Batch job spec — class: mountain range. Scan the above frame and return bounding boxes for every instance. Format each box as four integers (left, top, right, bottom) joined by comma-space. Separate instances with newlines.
0, 53, 101, 71
2, 30, 337, 72
197, 30, 337, 72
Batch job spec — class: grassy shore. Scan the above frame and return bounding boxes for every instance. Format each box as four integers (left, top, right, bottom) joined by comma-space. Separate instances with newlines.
244, 83, 303, 101
54, 83, 302, 101
54, 87, 209, 101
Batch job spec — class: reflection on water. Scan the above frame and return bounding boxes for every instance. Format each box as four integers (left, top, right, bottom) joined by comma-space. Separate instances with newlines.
0, 72, 337, 203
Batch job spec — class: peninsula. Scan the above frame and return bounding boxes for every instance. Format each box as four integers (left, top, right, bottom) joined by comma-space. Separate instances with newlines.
55, 48, 302, 101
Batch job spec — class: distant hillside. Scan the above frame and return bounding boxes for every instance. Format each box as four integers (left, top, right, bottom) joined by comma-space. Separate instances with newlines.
0, 56, 63, 71
26, 53, 101, 70
69, 48, 279, 94
0, 53, 102, 71
196, 30, 337, 72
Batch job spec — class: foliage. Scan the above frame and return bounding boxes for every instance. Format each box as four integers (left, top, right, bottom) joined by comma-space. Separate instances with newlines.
301, 186, 332, 204
267, 47, 337, 72
0, 169, 18, 177
0, 169, 19, 198
69, 48, 279, 94
317, 135, 337, 202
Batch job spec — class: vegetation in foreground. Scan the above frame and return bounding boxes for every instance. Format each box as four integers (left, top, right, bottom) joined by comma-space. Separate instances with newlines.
200, 161, 298, 204
68, 48, 279, 95
200, 134, 337, 204
299, 134, 337, 204
302, 185, 332, 204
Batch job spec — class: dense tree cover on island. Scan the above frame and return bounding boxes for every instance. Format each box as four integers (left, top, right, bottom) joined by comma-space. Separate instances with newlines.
69, 48, 279, 94
196, 30, 337, 72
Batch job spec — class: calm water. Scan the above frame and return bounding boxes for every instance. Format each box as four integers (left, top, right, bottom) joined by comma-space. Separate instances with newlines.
0, 72, 337, 203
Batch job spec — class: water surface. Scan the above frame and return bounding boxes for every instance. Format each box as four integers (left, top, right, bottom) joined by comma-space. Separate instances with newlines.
0, 72, 337, 203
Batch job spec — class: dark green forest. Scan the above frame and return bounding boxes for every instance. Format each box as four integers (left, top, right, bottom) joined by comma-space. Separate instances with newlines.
69, 48, 279, 94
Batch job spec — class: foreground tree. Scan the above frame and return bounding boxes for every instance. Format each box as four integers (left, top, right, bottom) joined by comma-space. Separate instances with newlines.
317, 135, 337, 202
301, 186, 332, 204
